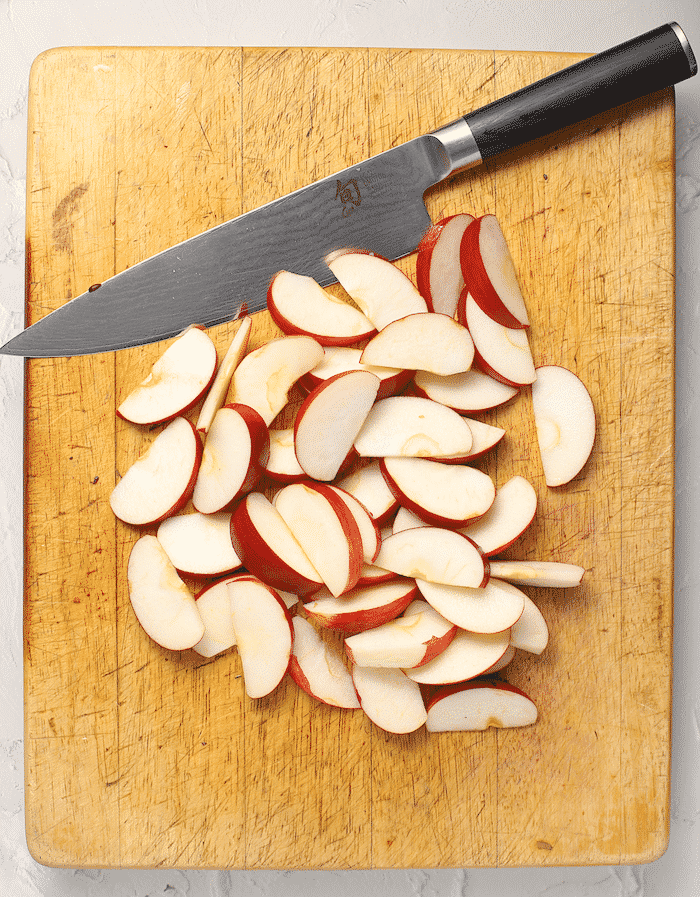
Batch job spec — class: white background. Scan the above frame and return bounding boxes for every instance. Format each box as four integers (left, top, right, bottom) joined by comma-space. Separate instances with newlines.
1, 1, 699, 895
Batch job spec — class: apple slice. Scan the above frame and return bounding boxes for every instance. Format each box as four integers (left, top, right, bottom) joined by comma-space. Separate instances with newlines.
127, 535, 205, 651
360, 313, 474, 376
426, 680, 538, 731
352, 665, 427, 734
415, 213, 474, 315
405, 628, 510, 685
380, 456, 495, 527
196, 315, 252, 433
273, 482, 363, 597
414, 577, 525, 634
531, 364, 596, 486
489, 560, 585, 588
345, 601, 456, 669
294, 370, 380, 481
325, 250, 428, 331
156, 511, 242, 578
193, 403, 269, 513
117, 326, 218, 426
229, 334, 325, 425
461, 293, 536, 387
192, 575, 244, 658
354, 396, 474, 459
336, 461, 400, 525
510, 592, 549, 654
419, 417, 506, 464
484, 643, 516, 674
392, 505, 427, 534
375, 526, 488, 588
459, 475, 537, 555
267, 270, 376, 345
264, 427, 306, 483
297, 346, 412, 401
230, 492, 323, 596
289, 616, 360, 708
356, 563, 398, 587
413, 367, 519, 413
327, 485, 381, 564
228, 577, 294, 698
110, 416, 202, 527
459, 215, 530, 328
303, 578, 417, 634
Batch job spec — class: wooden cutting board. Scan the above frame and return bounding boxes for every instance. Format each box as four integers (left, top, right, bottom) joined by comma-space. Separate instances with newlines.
23, 46, 675, 869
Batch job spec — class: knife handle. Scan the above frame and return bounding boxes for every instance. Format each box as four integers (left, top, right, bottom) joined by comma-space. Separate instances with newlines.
434, 22, 696, 171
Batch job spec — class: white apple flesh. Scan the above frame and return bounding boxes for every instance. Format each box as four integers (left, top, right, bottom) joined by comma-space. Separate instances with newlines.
297, 346, 411, 401
531, 364, 596, 486
404, 628, 510, 685
264, 427, 306, 483
110, 416, 202, 527
192, 575, 242, 658
156, 511, 242, 578
303, 578, 417, 634
351, 665, 427, 734
335, 461, 399, 525
117, 326, 218, 426
196, 315, 252, 433
289, 615, 360, 708
459, 475, 537, 555
127, 535, 205, 651
461, 293, 536, 387
426, 680, 538, 731
510, 592, 549, 654
488, 560, 585, 588
360, 312, 474, 376
375, 526, 488, 588
413, 367, 519, 413
415, 213, 474, 316
294, 370, 380, 481
325, 250, 428, 332
228, 577, 294, 699
415, 577, 526, 634
327, 485, 381, 564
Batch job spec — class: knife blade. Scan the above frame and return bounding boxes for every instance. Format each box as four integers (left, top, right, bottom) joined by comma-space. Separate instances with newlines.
1, 21, 696, 357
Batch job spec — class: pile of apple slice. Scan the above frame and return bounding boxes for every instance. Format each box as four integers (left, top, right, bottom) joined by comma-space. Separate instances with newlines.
111, 211, 596, 735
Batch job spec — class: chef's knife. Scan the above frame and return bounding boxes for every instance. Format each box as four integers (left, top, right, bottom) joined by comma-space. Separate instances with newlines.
1, 21, 696, 357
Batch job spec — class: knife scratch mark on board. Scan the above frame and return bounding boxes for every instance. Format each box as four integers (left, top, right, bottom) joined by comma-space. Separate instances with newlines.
52, 182, 90, 253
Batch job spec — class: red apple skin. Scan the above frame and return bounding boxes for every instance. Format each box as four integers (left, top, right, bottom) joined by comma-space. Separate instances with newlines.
330, 485, 382, 565
266, 276, 377, 347
150, 418, 203, 526
410, 377, 519, 415
459, 217, 528, 330
298, 366, 412, 401
453, 300, 530, 388
300, 481, 365, 594
303, 582, 418, 634
223, 402, 270, 501
229, 496, 322, 597
355, 565, 398, 587
415, 215, 470, 311
425, 677, 533, 713
378, 458, 492, 530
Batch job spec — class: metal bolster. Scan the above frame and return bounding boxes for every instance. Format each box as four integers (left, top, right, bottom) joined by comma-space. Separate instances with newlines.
669, 22, 698, 76
429, 117, 483, 176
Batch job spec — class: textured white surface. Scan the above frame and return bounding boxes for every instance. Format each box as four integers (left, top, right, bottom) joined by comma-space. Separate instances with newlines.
1, 0, 699, 894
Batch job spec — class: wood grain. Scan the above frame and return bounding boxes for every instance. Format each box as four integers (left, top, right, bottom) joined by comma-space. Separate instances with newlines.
23, 46, 675, 869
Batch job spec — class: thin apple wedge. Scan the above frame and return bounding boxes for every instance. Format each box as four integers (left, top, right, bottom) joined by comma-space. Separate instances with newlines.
229, 334, 324, 425
413, 367, 519, 413
510, 592, 549, 654
459, 475, 537, 555
156, 511, 242, 578
461, 293, 536, 387
531, 364, 596, 486
489, 560, 585, 588
352, 665, 427, 734
415, 213, 474, 316
196, 315, 252, 433
415, 577, 526, 634
354, 396, 474, 459
297, 346, 411, 401
360, 313, 474, 376
267, 270, 376, 345
356, 563, 398, 587
375, 526, 488, 588
289, 616, 360, 708
294, 370, 380, 481
110, 416, 202, 527
380, 456, 496, 528
336, 461, 400, 526
228, 576, 294, 699
303, 578, 417, 634
230, 492, 323, 596
460, 214, 530, 329
426, 680, 538, 731
192, 574, 246, 658
117, 326, 218, 426
327, 485, 381, 564
274, 482, 363, 597
484, 643, 516, 674
325, 249, 428, 331
345, 600, 456, 668
264, 427, 306, 483
193, 403, 269, 513
127, 535, 205, 651
405, 628, 510, 685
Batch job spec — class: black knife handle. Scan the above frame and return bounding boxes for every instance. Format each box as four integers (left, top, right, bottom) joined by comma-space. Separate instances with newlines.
464, 22, 696, 161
